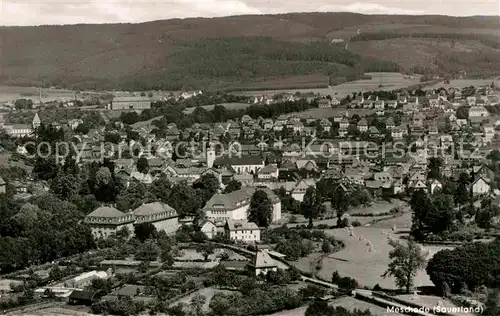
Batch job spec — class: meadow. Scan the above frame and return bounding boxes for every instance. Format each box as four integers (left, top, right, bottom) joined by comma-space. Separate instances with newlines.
232, 73, 421, 98
267, 296, 406, 316
294, 226, 454, 290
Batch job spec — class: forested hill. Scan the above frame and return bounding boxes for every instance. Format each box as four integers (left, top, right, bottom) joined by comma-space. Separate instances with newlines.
1, 12, 500, 91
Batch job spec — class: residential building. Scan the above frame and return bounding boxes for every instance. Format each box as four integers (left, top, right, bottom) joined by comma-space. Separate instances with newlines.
340, 117, 350, 129
224, 219, 261, 243
357, 118, 368, 132
257, 164, 279, 180
248, 250, 278, 276
318, 99, 331, 108
200, 220, 218, 239
320, 118, 332, 132
3, 124, 32, 137
374, 100, 385, 110
291, 179, 316, 202
472, 177, 490, 196
387, 100, 398, 108
391, 127, 403, 140
469, 106, 489, 118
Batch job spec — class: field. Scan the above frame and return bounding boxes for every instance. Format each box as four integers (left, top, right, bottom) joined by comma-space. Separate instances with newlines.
225, 74, 329, 91
183, 102, 252, 114
0, 85, 76, 103
267, 296, 406, 316
233, 72, 421, 98
395, 295, 474, 316
427, 79, 494, 90
294, 226, 454, 290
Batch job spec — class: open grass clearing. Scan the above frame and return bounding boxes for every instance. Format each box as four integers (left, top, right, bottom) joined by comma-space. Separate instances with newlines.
293, 227, 454, 290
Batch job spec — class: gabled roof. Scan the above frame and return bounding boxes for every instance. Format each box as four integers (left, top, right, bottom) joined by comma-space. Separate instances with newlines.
252, 250, 278, 268
226, 219, 259, 231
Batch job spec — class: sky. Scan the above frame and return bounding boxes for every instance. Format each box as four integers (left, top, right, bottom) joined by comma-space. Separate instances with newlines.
1, 0, 499, 26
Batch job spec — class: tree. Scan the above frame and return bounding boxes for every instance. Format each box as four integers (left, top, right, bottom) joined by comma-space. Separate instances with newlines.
223, 180, 242, 193
50, 173, 79, 200
190, 293, 206, 316
193, 174, 220, 207
426, 240, 500, 294
331, 186, 349, 226
455, 172, 471, 208
134, 223, 158, 242
427, 157, 442, 179
150, 174, 172, 202
167, 182, 200, 218
321, 239, 332, 253
487, 150, 500, 162
301, 187, 321, 228
383, 239, 428, 293
136, 157, 149, 174
484, 290, 500, 316
135, 241, 160, 261
456, 106, 469, 120
248, 190, 273, 227
115, 181, 151, 211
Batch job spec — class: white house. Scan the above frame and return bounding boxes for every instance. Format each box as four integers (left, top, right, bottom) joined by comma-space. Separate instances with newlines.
257, 164, 279, 180
357, 118, 368, 132
291, 179, 316, 202
472, 177, 490, 196
469, 106, 489, 118
203, 187, 281, 223
340, 117, 350, 129
200, 220, 218, 239
224, 219, 261, 243
248, 250, 278, 276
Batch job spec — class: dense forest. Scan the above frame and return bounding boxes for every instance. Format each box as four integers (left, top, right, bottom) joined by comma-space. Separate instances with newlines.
2, 13, 499, 90
119, 38, 400, 91
350, 32, 500, 49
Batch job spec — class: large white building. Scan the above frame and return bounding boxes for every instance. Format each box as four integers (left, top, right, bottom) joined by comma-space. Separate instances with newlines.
85, 207, 135, 239
85, 202, 179, 239
133, 202, 179, 235
203, 187, 281, 224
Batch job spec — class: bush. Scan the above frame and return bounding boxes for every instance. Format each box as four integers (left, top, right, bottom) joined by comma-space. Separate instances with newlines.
331, 271, 359, 292
316, 224, 329, 229
351, 220, 362, 227
337, 218, 349, 228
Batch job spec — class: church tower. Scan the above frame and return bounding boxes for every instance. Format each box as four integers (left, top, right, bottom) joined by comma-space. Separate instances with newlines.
32, 112, 41, 129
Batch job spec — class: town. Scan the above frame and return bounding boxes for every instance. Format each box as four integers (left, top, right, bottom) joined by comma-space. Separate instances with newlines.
0, 77, 498, 316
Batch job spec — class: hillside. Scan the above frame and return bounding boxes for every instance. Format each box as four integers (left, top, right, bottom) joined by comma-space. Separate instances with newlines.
1, 13, 499, 90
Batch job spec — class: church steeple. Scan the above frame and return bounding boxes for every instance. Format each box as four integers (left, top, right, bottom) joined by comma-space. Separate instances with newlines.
32, 112, 41, 129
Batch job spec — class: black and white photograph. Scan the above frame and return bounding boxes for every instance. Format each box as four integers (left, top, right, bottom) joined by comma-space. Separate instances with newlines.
0, 1, 498, 315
